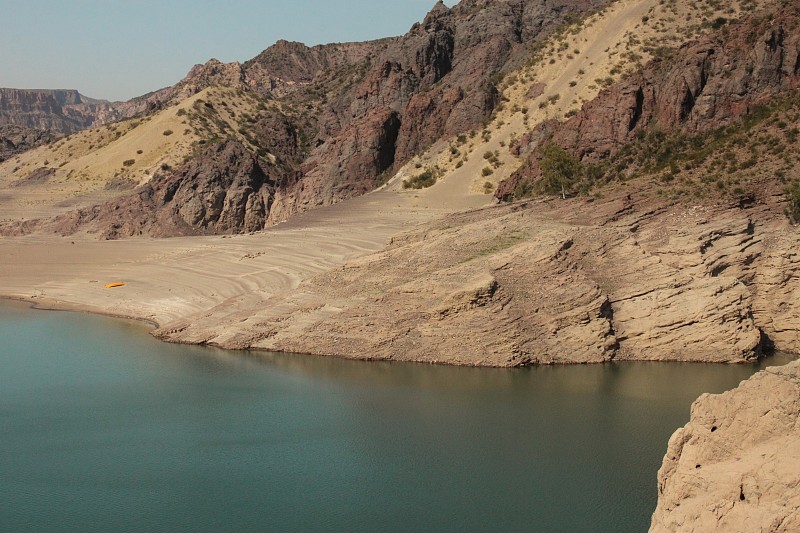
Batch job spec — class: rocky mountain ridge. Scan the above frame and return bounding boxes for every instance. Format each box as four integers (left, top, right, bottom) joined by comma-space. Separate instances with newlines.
1, 0, 611, 238
499, 3, 800, 198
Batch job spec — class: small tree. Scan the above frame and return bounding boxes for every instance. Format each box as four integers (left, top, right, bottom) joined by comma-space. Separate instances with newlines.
539, 142, 583, 198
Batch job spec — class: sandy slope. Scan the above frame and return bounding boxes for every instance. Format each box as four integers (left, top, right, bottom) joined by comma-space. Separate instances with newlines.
0, 190, 460, 324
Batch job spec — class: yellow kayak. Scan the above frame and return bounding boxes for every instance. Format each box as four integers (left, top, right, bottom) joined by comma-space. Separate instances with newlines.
104, 282, 126, 289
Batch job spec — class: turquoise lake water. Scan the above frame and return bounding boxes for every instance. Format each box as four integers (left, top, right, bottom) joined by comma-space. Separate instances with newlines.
0, 301, 791, 532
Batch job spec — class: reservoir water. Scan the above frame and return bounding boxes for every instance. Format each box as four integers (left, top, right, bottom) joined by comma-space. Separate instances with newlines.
0, 301, 791, 532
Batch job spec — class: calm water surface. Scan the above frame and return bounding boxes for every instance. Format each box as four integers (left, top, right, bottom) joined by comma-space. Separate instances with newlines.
0, 301, 792, 532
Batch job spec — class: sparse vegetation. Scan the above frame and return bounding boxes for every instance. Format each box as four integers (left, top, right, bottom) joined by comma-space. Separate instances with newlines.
403, 167, 442, 189
375, 168, 393, 188
785, 181, 800, 223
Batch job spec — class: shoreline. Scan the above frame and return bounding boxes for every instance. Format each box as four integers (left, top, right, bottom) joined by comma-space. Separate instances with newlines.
0, 294, 162, 329
2, 293, 794, 370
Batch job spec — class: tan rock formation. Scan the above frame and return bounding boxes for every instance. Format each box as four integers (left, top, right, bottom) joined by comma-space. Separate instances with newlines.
149, 195, 796, 367
650, 360, 800, 532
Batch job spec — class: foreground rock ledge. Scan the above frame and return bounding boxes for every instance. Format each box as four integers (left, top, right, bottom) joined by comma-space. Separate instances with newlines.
650, 360, 800, 532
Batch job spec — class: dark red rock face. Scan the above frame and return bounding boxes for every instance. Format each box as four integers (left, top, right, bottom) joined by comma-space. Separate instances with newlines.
499, 4, 800, 199
273, 0, 609, 216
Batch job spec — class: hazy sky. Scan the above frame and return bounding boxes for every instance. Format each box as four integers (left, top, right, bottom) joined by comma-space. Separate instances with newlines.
0, 0, 454, 102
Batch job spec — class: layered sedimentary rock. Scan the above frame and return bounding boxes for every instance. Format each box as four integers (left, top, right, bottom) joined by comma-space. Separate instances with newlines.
650, 360, 800, 532
0, 89, 127, 134
151, 192, 799, 366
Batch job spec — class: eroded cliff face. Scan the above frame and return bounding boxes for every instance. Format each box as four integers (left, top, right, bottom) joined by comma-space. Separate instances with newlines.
499, 3, 800, 197
650, 360, 800, 532
0, 89, 129, 134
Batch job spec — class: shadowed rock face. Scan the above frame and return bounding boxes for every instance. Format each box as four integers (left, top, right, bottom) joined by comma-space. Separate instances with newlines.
499, 4, 800, 198
0, 124, 57, 162
49, 141, 277, 239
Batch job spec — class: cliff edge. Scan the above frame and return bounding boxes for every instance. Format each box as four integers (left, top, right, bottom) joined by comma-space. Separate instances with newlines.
651, 360, 800, 532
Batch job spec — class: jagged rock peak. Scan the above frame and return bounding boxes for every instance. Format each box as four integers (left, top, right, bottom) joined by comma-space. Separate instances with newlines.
428, 0, 450, 16
271, 39, 310, 51
423, 1, 452, 30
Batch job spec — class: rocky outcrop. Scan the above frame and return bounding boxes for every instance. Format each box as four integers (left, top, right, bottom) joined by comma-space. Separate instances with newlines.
245, 39, 390, 96
0, 124, 57, 162
11, 166, 56, 187
268, 108, 401, 221
49, 141, 277, 238
500, 3, 800, 197
564, 5, 800, 159
650, 360, 800, 532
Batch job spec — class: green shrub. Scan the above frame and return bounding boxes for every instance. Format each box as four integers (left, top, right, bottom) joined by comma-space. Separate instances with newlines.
785, 181, 800, 223
122, 159, 135, 167
403, 168, 440, 189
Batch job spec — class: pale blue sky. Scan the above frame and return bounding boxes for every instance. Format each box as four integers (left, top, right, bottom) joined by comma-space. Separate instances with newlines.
0, 1, 454, 101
